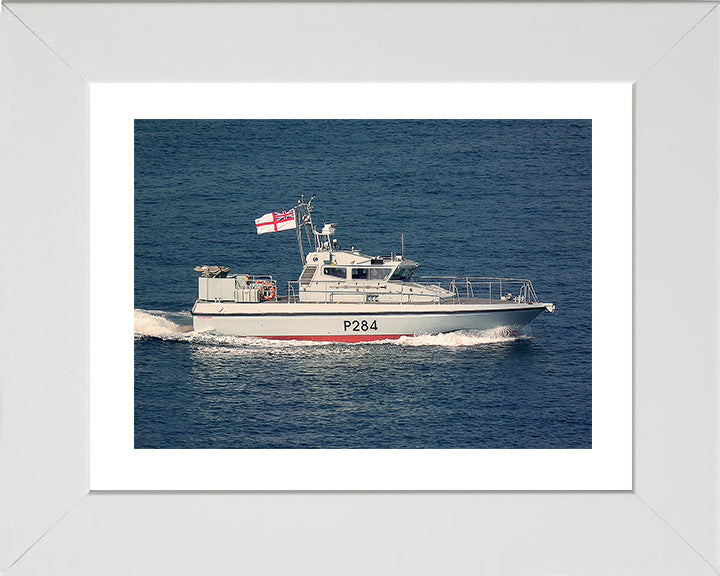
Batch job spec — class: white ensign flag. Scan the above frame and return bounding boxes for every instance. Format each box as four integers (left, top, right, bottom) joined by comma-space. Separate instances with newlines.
255, 209, 297, 235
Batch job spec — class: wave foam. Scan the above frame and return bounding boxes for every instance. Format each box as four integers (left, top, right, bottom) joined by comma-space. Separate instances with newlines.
393, 327, 529, 347
134, 309, 193, 338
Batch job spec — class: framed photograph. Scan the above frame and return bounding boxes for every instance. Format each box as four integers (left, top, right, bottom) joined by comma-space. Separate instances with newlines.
90, 83, 630, 490
2, 2, 718, 574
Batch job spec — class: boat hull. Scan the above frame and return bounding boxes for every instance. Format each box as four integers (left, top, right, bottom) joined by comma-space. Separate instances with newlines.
191, 301, 548, 341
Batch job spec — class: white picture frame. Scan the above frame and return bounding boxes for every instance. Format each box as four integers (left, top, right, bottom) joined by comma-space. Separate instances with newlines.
90, 83, 630, 491
2, 2, 719, 574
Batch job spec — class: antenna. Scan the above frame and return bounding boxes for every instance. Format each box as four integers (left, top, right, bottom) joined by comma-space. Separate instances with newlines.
401, 233, 404, 260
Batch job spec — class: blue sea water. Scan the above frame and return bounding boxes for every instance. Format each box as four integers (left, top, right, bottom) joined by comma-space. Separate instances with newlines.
134, 119, 591, 449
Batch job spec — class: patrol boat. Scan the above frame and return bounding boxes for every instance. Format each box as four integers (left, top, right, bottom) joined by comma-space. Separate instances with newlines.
191, 196, 555, 342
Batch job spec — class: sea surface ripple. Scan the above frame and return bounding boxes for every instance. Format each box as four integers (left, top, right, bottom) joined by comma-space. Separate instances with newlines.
134, 119, 591, 449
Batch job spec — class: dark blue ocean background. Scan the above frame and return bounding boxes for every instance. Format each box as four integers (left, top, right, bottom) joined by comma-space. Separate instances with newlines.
134, 119, 591, 449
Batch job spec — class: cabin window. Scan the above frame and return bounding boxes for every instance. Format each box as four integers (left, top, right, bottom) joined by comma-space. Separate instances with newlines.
367, 268, 390, 280
352, 267, 390, 280
324, 267, 347, 279
389, 266, 416, 281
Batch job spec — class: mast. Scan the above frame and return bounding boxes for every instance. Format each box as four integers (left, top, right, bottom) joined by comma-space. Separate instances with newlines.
294, 213, 304, 266
294, 194, 317, 266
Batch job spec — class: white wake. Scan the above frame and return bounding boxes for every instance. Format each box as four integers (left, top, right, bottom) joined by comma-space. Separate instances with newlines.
393, 327, 530, 347
134, 309, 193, 339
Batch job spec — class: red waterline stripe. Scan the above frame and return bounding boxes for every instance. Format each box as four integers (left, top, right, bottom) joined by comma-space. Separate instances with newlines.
261, 334, 411, 342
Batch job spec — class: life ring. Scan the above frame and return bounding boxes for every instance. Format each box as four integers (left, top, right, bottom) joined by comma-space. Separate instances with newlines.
255, 280, 276, 301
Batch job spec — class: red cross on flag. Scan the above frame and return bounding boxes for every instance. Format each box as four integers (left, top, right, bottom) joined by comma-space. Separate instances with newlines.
255, 209, 297, 235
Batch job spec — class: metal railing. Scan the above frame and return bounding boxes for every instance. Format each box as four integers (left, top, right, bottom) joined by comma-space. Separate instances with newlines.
285, 277, 540, 305
419, 276, 540, 305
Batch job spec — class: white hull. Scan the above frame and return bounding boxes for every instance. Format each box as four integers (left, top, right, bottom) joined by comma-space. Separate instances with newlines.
191, 301, 549, 342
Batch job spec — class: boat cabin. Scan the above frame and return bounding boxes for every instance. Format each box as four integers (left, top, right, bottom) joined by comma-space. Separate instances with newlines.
292, 224, 454, 304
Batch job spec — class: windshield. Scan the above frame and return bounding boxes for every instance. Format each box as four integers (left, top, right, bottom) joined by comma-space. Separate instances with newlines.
389, 266, 416, 281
